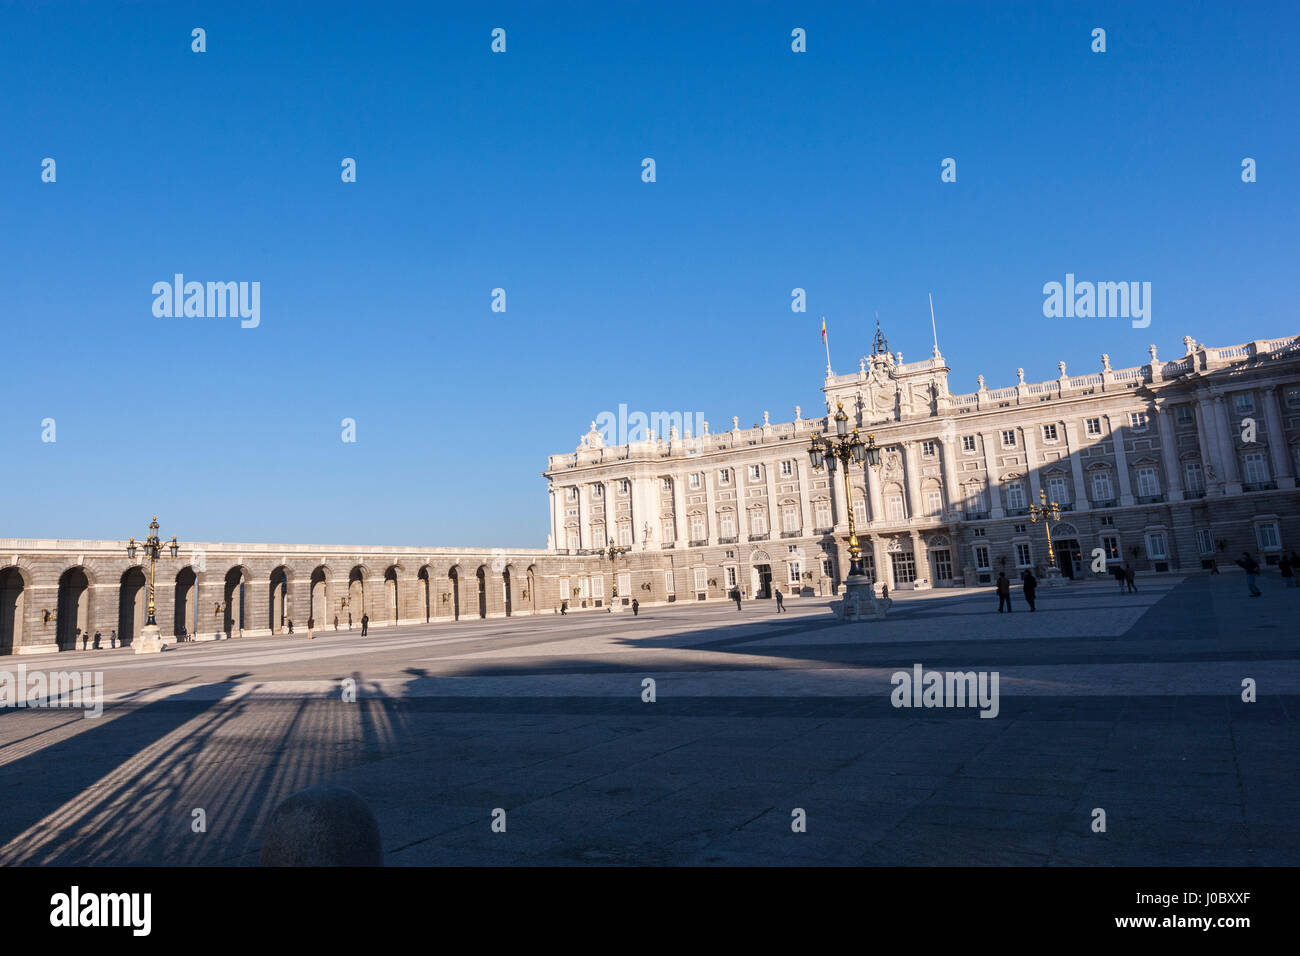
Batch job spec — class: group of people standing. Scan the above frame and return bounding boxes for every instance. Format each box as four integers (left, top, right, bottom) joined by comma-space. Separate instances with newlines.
994, 571, 1037, 612
1237, 550, 1300, 596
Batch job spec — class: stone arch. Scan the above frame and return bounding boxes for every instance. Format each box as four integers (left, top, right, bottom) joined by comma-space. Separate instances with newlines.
384, 565, 401, 624
57, 566, 94, 651
269, 565, 292, 634
0, 566, 29, 655
346, 566, 366, 625
525, 564, 537, 615
928, 534, 951, 548
118, 566, 148, 649
310, 565, 332, 628
223, 565, 252, 637
174, 565, 198, 640
475, 565, 487, 619
1054, 523, 1079, 537
417, 566, 431, 623
447, 564, 462, 621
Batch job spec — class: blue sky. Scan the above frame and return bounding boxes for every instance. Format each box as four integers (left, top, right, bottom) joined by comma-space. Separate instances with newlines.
2, 1, 1296, 548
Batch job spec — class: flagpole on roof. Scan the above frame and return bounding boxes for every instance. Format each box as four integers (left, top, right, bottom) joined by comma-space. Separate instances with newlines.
822, 316, 832, 376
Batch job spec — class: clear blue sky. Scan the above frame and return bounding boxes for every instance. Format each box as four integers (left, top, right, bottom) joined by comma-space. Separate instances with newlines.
2, 1, 1295, 548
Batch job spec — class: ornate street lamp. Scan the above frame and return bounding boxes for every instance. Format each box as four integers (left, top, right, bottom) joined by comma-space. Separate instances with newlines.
1028, 489, 1066, 585
126, 515, 180, 653
598, 542, 631, 610
808, 403, 880, 576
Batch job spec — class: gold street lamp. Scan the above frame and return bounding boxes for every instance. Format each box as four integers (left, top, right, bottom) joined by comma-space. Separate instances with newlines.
599, 542, 630, 598
126, 515, 179, 628
1028, 489, 1062, 569
808, 402, 881, 577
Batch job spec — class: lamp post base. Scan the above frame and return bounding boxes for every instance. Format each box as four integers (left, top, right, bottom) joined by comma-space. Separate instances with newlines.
832, 574, 890, 621
134, 624, 166, 654
1040, 567, 1069, 588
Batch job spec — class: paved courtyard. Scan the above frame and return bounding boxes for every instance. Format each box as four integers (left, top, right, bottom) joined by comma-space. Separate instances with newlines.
0, 573, 1296, 865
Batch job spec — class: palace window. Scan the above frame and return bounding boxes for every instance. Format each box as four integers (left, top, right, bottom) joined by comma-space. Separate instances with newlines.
1234, 393, 1255, 415
973, 527, 986, 537
1004, 480, 1026, 511
1015, 543, 1032, 567
1099, 515, 1115, 527
591, 576, 604, 598
1185, 461, 1205, 494
566, 487, 579, 502
780, 460, 794, 478
1145, 532, 1168, 560
661, 519, 676, 544
1042, 424, 1059, 442
688, 473, 702, 490
887, 494, 905, 521
1196, 530, 1213, 555
1047, 475, 1071, 505
1243, 452, 1270, 485
925, 489, 943, 516
665, 570, 675, 594
725, 567, 737, 588
921, 440, 937, 456
1085, 417, 1102, 437
1092, 471, 1114, 501
814, 501, 832, 528
966, 488, 986, 515
1001, 430, 1017, 447
693, 568, 707, 592
973, 545, 991, 570
1013, 523, 1027, 534
748, 465, 761, 482
1136, 467, 1160, 498
1101, 535, 1119, 560
1129, 412, 1149, 429
852, 498, 867, 526
618, 524, 632, 546
690, 515, 706, 540
593, 484, 604, 499
662, 477, 673, 492
1256, 521, 1281, 551
781, 505, 799, 533
750, 510, 768, 535
719, 513, 736, 538
718, 469, 731, 485
567, 532, 580, 551
1286, 386, 1300, 409
962, 435, 977, 452
788, 561, 802, 585
1176, 405, 1195, 426
619, 479, 630, 494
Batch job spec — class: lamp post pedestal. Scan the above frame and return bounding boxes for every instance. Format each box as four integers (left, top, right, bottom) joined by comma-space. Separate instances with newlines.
1039, 566, 1069, 588
834, 573, 889, 621
134, 623, 166, 654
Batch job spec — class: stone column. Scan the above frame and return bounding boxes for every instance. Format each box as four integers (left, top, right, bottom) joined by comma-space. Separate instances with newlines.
577, 485, 590, 550
830, 461, 849, 529
902, 442, 922, 521
549, 490, 559, 551
736, 475, 750, 541
980, 433, 1004, 517
1063, 422, 1090, 512
795, 459, 815, 533
764, 461, 779, 535
865, 455, 885, 522
1106, 416, 1135, 506
911, 530, 930, 589
704, 470, 717, 543
1021, 425, 1042, 502
1212, 395, 1242, 491
1263, 385, 1296, 489
672, 471, 688, 543
939, 434, 959, 518
1154, 405, 1184, 501
1194, 396, 1222, 495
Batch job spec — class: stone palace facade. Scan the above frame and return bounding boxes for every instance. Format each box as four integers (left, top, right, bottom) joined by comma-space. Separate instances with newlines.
543, 329, 1300, 608
2, 328, 1298, 654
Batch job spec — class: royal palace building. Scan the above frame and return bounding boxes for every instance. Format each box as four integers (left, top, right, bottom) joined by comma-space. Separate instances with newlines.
542, 328, 1300, 609
2, 328, 1299, 654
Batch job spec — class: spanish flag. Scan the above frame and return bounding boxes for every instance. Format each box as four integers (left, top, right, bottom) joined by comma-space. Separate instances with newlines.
820, 317, 826, 343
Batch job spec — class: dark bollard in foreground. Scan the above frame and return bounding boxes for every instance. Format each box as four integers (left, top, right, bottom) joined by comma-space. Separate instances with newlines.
259, 785, 383, 866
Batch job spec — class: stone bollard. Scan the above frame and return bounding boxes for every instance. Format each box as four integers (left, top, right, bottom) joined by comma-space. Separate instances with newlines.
259, 785, 383, 866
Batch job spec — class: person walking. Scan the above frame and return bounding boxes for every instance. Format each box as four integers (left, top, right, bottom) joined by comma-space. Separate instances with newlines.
1021, 569, 1038, 612
560, 600, 567, 616
333, 614, 339, 630
775, 587, 786, 612
361, 613, 369, 636
1123, 563, 1138, 593
1280, 554, 1295, 588
731, 587, 742, 611
93, 629, 102, 650
110, 629, 117, 648
631, 598, 639, 616
306, 615, 315, 640
287, 618, 294, 634
996, 572, 1012, 613
1235, 552, 1263, 597
1208, 558, 1220, 575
